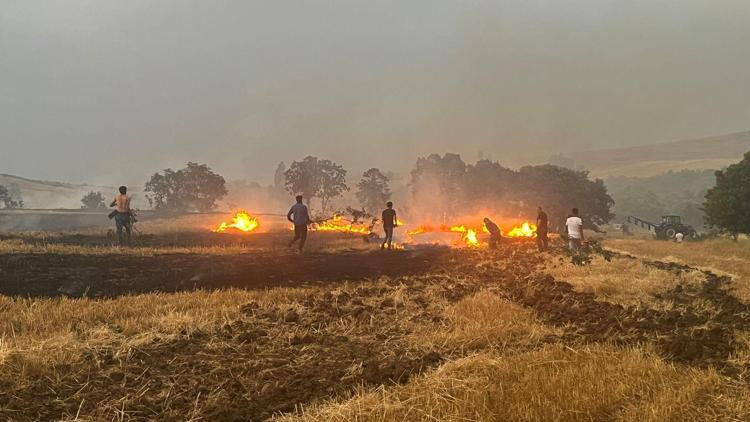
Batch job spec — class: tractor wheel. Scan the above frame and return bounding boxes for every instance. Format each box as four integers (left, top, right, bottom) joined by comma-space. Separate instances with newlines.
665, 228, 677, 238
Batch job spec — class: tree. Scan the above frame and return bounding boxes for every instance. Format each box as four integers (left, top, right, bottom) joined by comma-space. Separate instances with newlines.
517, 164, 614, 231
410, 153, 466, 219
356, 168, 391, 214
284, 156, 320, 207
0, 185, 23, 209
318, 159, 349, 213
284, 156, 349, 213
273, 162, 286, 189
81, 191, 106, 209
462, 159, 516, 205
704, 152, 750, 239
144, 162, 228, 212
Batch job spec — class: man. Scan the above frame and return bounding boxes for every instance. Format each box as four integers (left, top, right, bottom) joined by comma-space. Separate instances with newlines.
287, 195, 311, 252
536, 206, 549, 251
381, 201, 397, 250
483, 217, 502, 249
565, 208, 584, 253
109, 186, 132, 245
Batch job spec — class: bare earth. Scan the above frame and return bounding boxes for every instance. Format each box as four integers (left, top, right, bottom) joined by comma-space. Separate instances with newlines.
2, 229, 750, 420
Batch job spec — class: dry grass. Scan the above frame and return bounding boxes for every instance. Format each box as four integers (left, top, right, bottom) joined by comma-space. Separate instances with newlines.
5, 232, 750, 419
281, 344, 750, 422
0, 287, 318, 379
545, 256, 703, 308
0, 238, 261, 256
414, 290, 558, 353
607, 238, 750, 301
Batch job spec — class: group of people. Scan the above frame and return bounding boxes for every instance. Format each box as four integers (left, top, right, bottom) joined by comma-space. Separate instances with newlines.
286, 196, 585, 254
108, 187, 586, 253
286, 195, 400, 252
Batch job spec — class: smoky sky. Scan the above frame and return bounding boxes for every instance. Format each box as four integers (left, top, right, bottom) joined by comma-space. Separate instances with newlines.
1, 0, 749, 186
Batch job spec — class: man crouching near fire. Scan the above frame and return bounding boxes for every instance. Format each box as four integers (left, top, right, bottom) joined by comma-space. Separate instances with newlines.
109, 186, 132, 245
483, 217, 502, 249
287, 195, 311, 252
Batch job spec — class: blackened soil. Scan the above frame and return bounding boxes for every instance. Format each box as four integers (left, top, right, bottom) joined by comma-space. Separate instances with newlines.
0, 246, 451, 298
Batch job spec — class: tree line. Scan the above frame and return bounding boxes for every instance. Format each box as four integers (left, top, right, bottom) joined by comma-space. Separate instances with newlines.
70, 150, 750, 240
409, 153, 614, 229
76, 155, 613, 231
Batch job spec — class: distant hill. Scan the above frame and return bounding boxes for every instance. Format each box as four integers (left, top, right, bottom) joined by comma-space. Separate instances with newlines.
0, 174, 145, 209
575, 131, 750, 177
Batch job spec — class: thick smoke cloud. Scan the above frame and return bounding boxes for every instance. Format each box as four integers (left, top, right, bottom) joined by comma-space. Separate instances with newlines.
1, 0, 749, 186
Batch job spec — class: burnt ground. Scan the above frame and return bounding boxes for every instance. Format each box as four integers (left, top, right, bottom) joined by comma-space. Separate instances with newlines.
4, 235, 750, 420
0, 247, 450, 298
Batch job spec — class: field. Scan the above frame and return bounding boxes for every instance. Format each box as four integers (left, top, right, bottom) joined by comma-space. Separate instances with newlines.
3, 217, 750, 421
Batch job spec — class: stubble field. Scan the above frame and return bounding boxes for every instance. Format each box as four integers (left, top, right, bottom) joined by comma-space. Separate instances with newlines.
2, 216, 750, 421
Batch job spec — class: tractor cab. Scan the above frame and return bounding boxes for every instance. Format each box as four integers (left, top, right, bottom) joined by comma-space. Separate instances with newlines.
661, 215, 682, 225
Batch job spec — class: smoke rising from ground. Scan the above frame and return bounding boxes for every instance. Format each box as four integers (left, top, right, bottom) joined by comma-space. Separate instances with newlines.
1, 1, 749, 187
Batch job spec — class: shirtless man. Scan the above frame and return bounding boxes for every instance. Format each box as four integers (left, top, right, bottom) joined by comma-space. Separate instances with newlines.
110, 186, 132, 245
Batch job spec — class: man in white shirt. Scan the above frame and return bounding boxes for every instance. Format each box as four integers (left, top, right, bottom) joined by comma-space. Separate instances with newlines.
565, 208, 584, 253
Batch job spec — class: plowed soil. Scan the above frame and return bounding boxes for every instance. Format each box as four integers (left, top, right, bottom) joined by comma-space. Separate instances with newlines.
4, 234, 750, 420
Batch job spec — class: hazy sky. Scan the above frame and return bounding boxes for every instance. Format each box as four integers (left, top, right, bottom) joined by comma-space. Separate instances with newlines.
1, 0, 749, 185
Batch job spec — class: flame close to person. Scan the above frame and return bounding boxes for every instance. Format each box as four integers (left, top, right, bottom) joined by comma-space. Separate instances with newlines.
308, 215, 371, 235
405, 220, 536, 247
506, 222, 537, 238
214, 211, 260, 233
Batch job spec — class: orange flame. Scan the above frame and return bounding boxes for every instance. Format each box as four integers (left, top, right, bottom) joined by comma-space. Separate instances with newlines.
309, 215, 371, 234
214, 211, 260, 233
505, 222, 537, 238
464, 228, 480, 246
405, 219, 536, 246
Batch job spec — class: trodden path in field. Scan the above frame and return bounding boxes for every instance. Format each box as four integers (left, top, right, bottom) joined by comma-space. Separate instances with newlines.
510, 246, 750, 379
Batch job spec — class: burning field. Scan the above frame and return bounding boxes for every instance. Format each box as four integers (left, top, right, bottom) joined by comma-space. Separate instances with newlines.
2, 215, 750, 421
213, 210, 539, 249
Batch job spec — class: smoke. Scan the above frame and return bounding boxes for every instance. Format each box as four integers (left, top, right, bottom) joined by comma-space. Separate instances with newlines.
1, 1, 749, 193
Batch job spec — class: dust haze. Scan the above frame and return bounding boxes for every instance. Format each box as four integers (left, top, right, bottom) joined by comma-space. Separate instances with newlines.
1, 0, 749, 187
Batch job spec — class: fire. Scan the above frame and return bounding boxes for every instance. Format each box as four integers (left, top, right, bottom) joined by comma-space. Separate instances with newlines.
309, 215, 371, 235
505, 222, 537, 238
407, 224, 465, 236
214, 211, 260, 233
464, 228, 479, 246
404, 219, 537, 246
405, 223, 481, 247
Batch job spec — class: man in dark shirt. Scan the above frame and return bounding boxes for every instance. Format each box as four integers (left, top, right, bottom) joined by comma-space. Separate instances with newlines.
483, 217, 502, 249
536, 206, 549, 251
381, 201, 397, 250
287, 195, 311, 252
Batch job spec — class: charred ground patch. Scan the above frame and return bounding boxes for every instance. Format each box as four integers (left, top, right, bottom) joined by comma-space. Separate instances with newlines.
0, 246, 451, 298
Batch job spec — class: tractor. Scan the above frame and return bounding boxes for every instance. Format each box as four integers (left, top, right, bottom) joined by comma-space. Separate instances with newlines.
626, 215, 697, 240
